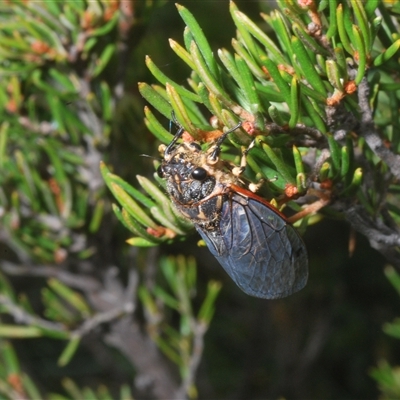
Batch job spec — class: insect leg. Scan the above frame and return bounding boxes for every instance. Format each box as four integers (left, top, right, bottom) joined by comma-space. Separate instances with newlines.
209, 122, 242, 161
165, 112, 185, 155
232, 139, 256, 177
230, 139, 266, 193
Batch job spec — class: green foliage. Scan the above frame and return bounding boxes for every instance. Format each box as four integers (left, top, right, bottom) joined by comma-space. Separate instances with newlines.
0, 0, 399, 399
0, 1, 116, 264
139, 255, 221, 398
0, 340, 134, 400
370, 267, 400, 399
115, 1, 400, 253
0, 0, 209, 398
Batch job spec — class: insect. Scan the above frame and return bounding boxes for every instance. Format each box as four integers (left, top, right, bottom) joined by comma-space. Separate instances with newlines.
157, 122, 308, 299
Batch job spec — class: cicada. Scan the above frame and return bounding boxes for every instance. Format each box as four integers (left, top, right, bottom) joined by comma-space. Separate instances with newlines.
157, 123, 308, 299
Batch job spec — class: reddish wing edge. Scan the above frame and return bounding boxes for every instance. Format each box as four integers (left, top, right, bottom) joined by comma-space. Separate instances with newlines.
228, 184, 289, 220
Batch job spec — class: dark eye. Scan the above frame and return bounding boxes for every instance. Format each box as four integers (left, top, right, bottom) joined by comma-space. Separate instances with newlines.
157, 165, 165, 178
191, 167, 207, 180
189, 142, 201, 151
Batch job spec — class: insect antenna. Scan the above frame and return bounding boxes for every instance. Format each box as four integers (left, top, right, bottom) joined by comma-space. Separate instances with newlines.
139, 154, 161, 161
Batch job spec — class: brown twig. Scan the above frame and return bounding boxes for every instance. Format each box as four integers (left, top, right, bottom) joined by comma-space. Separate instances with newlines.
358, 78, 400, 180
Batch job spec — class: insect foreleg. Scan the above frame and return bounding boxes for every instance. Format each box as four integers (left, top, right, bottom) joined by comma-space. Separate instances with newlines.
231, 139, 265, 193
232, 139, 256, 177
208, 122, 242, 162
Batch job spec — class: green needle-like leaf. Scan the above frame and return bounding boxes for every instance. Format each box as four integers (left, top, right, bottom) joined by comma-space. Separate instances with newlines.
166, 83, 196, 135
262, 11, 292, 62
100, 162, 157, 209
169, 38, 197, 71
232, 8, 286, 65
340, 146, 350, 178
146, 55, 200, 103
327, 133, 341, 173
292, 145, 305, 175
144, 106, 174, 145
91, 43, 115, 78
197, 280, 222, 324
190, 41, 239, 112
58, 335, 81, 367
121, 208, 163, 243
176, 3, 219, 80
126, 237, 159, 247
385, 266, 400, 296
259, 55, 291, 105
374, 39, 400, 66
292, 23, 330, 57
291, 36, 328, 97
326, 0, 338, 39
47, 278, 91, 316
230, 1, 259, 59
1, 341, 20, 373
0, 121, 8, 168
0, 326, 42, 338
341, 167, 363, 196
138, 82, 172, 119
300, 94, 327, 133
258, 141, 296, 185
231, 38, 267, 80
235, 54, 264, 116
352, 25, 367, 84
288, 77, 300, 128
110, 182, 158, 229
150, 206, 187, 236
351, 0, 371, 51
218, 48, 241, 88
337, 4, 354, 54
268, 105, 287, 126
326, 59, 344, 91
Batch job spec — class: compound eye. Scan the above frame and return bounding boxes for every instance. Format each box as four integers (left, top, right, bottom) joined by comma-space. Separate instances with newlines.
188, 142, 202, 151
191, 167, 207, 181
157, 165, 165, 178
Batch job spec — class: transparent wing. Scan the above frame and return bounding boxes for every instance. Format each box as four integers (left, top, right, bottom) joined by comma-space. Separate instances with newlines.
196, 192, 308, 299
